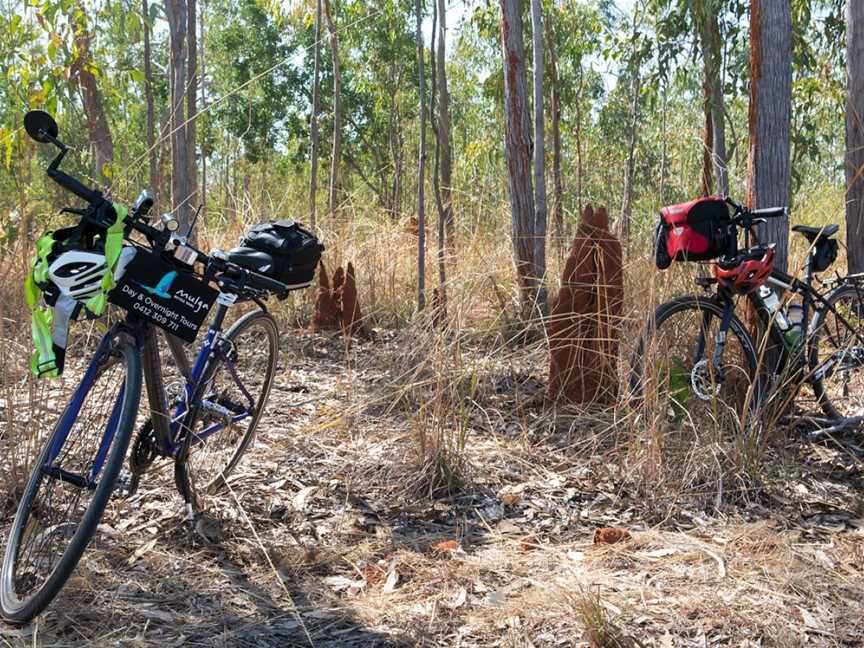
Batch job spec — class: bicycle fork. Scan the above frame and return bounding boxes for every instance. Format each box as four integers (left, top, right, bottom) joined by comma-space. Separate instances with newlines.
691, 299, 735, 398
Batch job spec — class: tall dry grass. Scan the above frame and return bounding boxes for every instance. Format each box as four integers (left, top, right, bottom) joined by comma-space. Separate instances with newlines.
0, 183, 850, 515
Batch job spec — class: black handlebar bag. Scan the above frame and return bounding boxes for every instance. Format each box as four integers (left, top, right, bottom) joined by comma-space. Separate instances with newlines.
239, 219, 323, 290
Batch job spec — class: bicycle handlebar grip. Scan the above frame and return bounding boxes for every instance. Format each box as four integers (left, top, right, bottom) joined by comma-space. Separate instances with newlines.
750, 206, 787, 219
48, 168, 98, 204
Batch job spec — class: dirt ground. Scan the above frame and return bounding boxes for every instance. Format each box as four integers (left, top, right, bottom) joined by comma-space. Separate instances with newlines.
1, 330, 864, 647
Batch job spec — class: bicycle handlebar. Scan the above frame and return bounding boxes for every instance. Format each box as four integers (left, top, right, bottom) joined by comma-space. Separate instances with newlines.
724, 196, 787, 222
43, 144, 289, 299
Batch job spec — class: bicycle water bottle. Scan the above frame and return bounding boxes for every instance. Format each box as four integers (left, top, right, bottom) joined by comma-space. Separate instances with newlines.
784, 304, 804, 347
757, 285, 792, 333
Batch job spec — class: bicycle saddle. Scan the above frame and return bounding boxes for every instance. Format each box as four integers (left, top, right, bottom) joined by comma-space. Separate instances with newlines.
225, 246, 275, 273
792, 223, 838, 242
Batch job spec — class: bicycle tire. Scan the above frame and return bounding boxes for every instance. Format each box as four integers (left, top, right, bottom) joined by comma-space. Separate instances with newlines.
810, 283, 864, 420
629, 295, 762, 419
1, 336, 141, 623
174, 310, 279, 503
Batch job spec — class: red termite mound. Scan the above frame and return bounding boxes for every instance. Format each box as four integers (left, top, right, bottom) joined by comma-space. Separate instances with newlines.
311, 262, 342, 331
336, 262, 367, 336
311, 261, 367, 336
547, 204, 624, 407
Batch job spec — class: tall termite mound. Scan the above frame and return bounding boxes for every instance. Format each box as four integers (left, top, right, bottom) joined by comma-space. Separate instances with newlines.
547, 204, 624, 406
312, 261, 367, 336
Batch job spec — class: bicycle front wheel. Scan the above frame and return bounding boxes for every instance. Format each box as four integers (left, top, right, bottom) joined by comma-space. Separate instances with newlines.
1, 335, 141, 623
175, 310, 279, 503
810, 283, 864, 419
630, 295, 761, 425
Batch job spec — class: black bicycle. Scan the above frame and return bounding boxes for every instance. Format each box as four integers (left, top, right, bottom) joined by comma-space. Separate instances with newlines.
632, 197, 864, 427
1, 111, 302, 622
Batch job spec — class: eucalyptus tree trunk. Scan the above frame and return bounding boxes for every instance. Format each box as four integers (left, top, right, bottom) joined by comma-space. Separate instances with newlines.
697, 1, 728, 196
701, 79, 714, 196
748, 0, 792, 272
200, 0, 207, 210
429, 0, 446, 295
545, 18, 563, 247
500, 0, 537, 315
620, 7, 641, 243
166, 0, 193, 231
70, 7, 114, 187
620, 73, 640, 242
186, 0, 199, 217
142, 0, 157, 201
530, 0, 546, 314
309, 0, 323, 227
323, 0, 342, 218
846, 0, 864, 274
435, 0, 454, 249
415, 0, 427, 311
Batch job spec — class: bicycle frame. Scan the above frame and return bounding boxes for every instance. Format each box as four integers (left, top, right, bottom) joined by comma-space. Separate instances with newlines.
41, 297, 257, 490
695, 263, 864, 392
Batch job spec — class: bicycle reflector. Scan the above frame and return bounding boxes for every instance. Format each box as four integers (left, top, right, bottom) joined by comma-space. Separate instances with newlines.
714, 244, 775, 295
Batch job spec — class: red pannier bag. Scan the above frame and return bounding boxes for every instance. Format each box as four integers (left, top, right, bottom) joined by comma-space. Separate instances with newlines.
654, 196, 735, 269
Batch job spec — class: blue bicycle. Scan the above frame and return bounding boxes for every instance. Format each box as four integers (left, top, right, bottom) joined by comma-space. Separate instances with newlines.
1, 111, 301, 622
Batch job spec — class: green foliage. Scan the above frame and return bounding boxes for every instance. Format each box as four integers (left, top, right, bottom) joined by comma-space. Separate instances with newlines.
0, 0, 851, 248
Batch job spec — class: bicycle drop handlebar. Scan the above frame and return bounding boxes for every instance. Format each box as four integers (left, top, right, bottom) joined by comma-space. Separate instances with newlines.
31, 113, 290, 299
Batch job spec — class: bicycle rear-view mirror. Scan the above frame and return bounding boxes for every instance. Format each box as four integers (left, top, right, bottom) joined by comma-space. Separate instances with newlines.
24, 110, 59, 144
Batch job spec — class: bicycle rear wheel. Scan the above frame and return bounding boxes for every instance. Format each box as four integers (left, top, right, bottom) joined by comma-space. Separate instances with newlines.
175, 310, 279, 505
630, 295, 761, 425
810, 283, 864, 419
1, 335, 141, 623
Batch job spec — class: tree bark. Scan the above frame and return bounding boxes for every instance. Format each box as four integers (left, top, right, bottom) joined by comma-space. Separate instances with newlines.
416, 0, 427, 311
166, 0, 193, 231
143, 0, 158, 203
702, 8, 728, 195
141, 0, 160, 205
500, 0, 537, 314
429, 0, 446, 297
310, 0, 323, 227
200, 0, 207, 211
620, 7, 641, 243
846, 0, 864, 274
701, 76, 714, 196
436, 0, 454, 249
574, 64, 584, 221
187, 0, 199, 216
748, 0, 792, 272
323, 0, 341, 218
620, 73, 640, 242
545, 18, 563, 248
530, 0, 547, 315
70, 7, 114, 187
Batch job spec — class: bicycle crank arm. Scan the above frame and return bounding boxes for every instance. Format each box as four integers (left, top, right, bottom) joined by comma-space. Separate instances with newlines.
41, 465, 96, 491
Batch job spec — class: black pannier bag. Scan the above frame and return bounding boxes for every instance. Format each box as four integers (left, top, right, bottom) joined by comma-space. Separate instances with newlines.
239, 219, 323, 290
